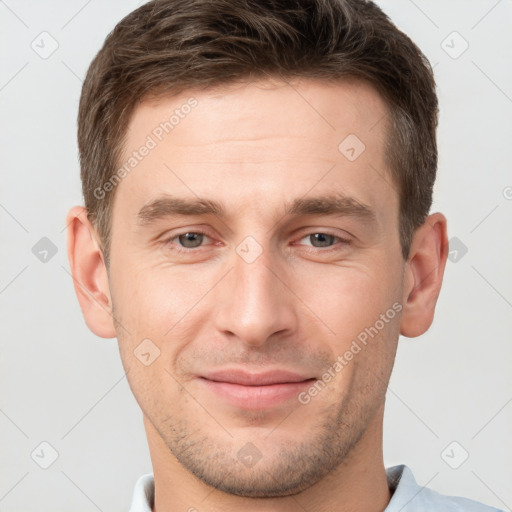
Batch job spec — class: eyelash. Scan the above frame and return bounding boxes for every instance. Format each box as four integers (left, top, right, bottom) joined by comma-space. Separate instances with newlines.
161, 229, 352, 254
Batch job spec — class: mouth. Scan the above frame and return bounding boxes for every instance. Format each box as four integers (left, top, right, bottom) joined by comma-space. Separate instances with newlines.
197, 369, 316, 409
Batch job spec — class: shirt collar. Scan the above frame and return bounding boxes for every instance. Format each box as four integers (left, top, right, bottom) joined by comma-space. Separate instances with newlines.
128, 464, 418, 512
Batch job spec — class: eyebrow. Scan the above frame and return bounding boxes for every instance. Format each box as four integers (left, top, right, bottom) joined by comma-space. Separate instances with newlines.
136, 192, 376, 226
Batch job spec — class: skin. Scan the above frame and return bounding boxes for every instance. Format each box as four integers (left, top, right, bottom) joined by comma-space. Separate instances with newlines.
66, 77, 448, 512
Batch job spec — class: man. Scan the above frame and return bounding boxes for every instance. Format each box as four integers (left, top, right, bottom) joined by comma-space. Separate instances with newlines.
66, 0, 503, 511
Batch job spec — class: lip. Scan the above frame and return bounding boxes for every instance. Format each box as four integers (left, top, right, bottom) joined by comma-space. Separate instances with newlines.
197, 369, 316, 409
201, 369, 313, 386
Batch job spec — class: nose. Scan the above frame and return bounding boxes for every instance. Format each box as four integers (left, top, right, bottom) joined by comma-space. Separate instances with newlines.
212, 240, 298, 347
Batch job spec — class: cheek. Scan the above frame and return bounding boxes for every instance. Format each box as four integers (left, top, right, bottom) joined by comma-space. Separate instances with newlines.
111, 259, 201, 334
110, 260, 221, 387
110, 266, 191, 411
291, 259, 403, 394
291, 260, 401, 342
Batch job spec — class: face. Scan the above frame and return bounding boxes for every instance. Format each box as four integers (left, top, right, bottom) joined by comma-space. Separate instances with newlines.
107, 78, 405, 496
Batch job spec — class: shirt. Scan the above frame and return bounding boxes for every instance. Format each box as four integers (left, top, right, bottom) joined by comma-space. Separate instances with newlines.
128, 464, 505, 512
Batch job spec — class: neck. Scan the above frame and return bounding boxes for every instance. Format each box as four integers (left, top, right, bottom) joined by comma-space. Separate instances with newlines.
145, 404, 392, 512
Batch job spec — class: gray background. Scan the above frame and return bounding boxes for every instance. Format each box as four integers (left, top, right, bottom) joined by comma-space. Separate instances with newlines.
1, 0, 511, 510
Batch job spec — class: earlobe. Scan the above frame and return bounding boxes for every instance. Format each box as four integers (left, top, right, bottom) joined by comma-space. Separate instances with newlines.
66, 206, 116, 339
400, 213, 449, 338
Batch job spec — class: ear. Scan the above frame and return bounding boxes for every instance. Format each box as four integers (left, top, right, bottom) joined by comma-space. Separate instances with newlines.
400, 212, 449, 338
66, 206, 116, 338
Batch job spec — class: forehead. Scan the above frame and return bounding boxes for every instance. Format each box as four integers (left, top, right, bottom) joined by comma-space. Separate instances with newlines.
114, 77, 395, 225
126, 77, 389, 153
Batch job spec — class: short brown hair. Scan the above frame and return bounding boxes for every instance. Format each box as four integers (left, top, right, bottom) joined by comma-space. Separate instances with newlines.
78, 0, 438, 262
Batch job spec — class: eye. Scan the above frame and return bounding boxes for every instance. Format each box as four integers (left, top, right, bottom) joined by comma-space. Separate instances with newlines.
164, 230, 212, 251
161, 229, 351, 254
296, 232, 351, 250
